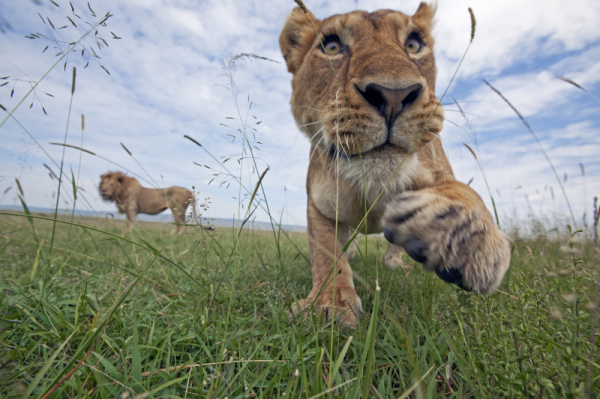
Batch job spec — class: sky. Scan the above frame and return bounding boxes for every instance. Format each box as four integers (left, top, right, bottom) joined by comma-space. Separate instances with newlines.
1, 0, 599, 233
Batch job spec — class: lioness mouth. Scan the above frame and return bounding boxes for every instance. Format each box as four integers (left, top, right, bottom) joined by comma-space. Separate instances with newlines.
329, 141, 395, 160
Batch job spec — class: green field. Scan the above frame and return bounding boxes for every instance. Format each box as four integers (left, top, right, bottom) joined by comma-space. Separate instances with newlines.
0, 211, 598, 398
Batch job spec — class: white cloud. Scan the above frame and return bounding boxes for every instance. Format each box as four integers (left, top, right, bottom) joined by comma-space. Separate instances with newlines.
434, 0, 600, 85
1, 0, 599, 231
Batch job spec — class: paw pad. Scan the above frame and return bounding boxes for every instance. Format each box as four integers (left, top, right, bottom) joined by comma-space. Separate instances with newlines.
435, 268, 472, 291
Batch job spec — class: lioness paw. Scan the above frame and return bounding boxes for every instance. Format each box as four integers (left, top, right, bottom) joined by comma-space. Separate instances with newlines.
382, 187, 510, 293
288, 287, 364, 329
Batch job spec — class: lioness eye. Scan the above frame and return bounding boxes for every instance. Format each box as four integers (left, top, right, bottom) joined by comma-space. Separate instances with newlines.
405, 37, 423, 54
322, 36, 342, 55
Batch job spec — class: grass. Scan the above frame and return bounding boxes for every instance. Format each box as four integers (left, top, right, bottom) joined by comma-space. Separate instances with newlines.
2, 2, 600, 398
0, 212, 599, 398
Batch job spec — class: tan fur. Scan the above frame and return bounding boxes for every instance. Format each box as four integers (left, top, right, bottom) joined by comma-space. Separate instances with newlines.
99, 171, 194, 234
280, 3, 510, 328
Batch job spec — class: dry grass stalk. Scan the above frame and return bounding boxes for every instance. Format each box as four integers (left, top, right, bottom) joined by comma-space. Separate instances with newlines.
468, 8, 476, 43
229, 53, 279, 66
44, 163, 60, 180
184, 134, 202, 147
248, 166, 269, 209
293, 0, 309, 14
49, 142, 96, 155
71, 67, 76, 96
141, 364, 199, 378
40, 347, 94, 399
558, 76, 600, 104
140, 359, 288, 378
120, 142, 132, 156
593, 196, 599, 244
484, 79, 577, 228
463, 143, 478, 160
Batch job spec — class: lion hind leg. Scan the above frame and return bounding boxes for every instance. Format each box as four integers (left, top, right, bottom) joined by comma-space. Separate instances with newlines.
383, 242, 408, 269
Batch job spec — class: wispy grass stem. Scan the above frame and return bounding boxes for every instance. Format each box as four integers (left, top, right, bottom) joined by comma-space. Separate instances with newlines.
483, 79, 577, 228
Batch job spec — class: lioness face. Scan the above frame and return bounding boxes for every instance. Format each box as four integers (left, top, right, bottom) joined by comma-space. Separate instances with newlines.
99, 173, 121, 201
279, 4, 511, 327
280, 4, 442, 167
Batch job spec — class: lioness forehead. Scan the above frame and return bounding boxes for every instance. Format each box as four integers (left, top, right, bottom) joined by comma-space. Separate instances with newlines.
321, 9, 410, 29
319, 9, 427, 44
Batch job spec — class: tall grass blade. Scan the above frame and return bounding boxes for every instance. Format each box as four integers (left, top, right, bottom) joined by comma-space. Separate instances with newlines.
36, 253, 160, 398
70, 168, 77, 201
131, 319, 143, 392
396, 366, 435, 399
330, 335, 352, 385
22, 329, 81, 398
29, 239, 45, 282
350, 281, 381, 399
18, 194, 38, 242
307, 378, 358, 399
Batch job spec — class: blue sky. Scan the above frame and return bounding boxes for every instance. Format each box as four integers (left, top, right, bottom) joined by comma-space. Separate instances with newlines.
1, 0, 599, 231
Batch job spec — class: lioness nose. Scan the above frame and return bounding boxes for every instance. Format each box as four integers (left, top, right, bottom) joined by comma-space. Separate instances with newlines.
359, 83, 422, 128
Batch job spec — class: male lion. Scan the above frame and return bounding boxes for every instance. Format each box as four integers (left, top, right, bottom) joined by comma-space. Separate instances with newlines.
279, 3, 510, 327
99, 171, 194, 234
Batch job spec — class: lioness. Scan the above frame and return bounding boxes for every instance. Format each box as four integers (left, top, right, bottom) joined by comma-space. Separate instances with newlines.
99, 171, 194, 234
279, 3, 510, 327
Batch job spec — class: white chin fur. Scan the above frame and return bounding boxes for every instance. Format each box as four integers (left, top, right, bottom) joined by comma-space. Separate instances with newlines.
336, 150, 420, 204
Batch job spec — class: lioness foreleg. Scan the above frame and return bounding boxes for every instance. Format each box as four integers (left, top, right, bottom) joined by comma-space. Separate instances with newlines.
291, 198, 363, 328
382, 181, 510, 293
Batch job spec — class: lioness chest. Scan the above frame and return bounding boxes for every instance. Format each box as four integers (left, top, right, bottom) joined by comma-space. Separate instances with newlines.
308, 149, 431, 233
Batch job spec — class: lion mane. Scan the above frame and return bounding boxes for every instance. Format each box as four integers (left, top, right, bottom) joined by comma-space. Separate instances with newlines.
99, 171, 195, 234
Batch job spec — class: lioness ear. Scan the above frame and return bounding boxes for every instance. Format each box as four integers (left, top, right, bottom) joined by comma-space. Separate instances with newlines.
412, 2, 437, 30
117, 177, 123, 183
279, 7, 320, 74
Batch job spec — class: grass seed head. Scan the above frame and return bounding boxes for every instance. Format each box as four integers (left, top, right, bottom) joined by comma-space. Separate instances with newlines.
184, 134, 202, 147
120, 142, 132, 156
293, 0, 309, 14
15, 178, 24, 196
71, 67, 76, 95
468, 8, 476, 43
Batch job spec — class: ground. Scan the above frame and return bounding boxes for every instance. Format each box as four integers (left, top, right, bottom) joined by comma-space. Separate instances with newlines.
0, 212, 598, 398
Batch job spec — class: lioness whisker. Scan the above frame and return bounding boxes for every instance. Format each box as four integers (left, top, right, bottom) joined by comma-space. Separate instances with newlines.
298, 120, 325, 129
309, 132, 327, 164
